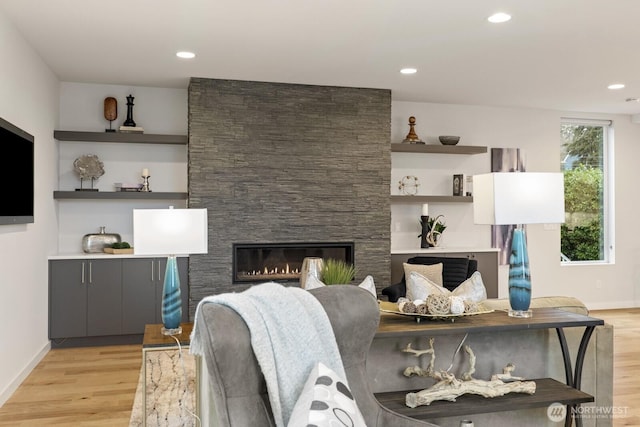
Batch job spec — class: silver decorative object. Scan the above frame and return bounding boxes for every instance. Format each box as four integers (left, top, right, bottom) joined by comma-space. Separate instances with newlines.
141, 175, 151, 192
82, 226, 121, 253
73, 154, 105, 191
300, 257, 324, 289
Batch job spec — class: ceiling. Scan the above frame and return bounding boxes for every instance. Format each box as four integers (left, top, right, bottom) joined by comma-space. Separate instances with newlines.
2, 0, 640, 115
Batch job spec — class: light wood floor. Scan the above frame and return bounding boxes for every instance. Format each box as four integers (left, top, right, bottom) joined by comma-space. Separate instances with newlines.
0, 309, 638, 426
591, 308, 640, 427
0, 345, 141, 426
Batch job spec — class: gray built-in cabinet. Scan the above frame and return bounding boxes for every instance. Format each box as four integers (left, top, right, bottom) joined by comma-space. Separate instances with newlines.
121, 258, 189, 334
50, 130, 190, 346
49, 257, 188, 341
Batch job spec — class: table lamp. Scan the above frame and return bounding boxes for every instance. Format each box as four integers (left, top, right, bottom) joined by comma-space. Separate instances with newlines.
133, 207, 208, 335
473, 172, 564, 318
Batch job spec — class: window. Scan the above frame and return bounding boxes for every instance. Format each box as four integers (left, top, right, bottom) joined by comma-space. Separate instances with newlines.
560, 118, 614, 263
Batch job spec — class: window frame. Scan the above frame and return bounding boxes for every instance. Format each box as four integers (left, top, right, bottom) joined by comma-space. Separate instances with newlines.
560, 117, 615, 265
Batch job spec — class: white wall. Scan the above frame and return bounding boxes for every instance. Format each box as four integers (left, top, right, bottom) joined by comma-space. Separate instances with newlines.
0, 11, 59, 405
57, 83, 188, 253
391, 101, 640, 309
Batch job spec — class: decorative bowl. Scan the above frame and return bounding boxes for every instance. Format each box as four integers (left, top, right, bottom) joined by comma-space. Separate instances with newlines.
439, 136, 460, 145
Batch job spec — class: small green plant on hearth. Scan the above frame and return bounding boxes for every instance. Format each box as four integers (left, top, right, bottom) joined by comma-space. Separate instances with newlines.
321, 259, 357, 285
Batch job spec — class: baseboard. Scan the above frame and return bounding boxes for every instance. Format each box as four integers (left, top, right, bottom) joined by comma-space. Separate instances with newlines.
0, 341, 51, 407
50, 334, 143, 348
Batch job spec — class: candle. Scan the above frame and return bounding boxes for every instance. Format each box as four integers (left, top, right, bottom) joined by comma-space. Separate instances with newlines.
142, 168, 149, 177
422, 203, 429, 216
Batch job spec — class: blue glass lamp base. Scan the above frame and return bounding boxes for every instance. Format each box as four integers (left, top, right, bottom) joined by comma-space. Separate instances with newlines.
161, 255, 183, 336
508, 227, 533, 318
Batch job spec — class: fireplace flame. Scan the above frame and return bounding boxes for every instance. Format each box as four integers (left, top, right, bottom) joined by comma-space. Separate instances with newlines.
240, 263, 301, 281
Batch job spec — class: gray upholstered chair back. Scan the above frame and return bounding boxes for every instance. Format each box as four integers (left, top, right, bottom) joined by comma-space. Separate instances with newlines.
196, 285, 437, 426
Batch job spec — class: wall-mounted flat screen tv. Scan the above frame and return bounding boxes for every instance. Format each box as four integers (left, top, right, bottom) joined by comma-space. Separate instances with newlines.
0, 117, 34, 225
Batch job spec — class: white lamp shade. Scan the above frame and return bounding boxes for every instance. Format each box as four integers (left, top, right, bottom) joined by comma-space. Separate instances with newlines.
473, 172, 565, 225
133, 208, 208, 255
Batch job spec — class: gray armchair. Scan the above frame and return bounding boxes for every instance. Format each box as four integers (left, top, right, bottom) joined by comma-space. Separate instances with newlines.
195, 285, 437, 426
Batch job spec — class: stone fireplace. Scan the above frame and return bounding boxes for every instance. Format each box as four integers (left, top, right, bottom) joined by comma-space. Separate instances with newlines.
187, 78, 391, 315
232, 242, 355, 284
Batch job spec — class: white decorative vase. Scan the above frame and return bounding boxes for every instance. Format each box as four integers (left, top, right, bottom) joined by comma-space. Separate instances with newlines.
300, 257, 324, 289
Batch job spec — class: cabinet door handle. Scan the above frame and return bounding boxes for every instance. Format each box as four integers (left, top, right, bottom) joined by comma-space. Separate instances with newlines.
151, 260, 154, 282
81, 262, 85, 284
89, 262, 93, 284
157, 260, 162, 282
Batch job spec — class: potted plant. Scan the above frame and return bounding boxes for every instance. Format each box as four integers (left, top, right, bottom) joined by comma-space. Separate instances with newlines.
321, 259, 357, 285
419, 215, 447, 248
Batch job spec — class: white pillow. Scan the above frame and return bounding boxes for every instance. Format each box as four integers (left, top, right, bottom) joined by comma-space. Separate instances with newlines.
304, 273, 377, 298
452, 271, 487, 303
403, 262, 443, 287
406, 271, 448, 301
287, 362, 367, 427
407, 270, 487, 303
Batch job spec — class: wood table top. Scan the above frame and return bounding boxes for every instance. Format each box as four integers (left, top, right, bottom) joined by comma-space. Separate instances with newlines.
376, 305, 604, 338
142, 323, 193, 348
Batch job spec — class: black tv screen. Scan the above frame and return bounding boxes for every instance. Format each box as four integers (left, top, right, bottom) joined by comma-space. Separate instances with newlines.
0, 117, 34, 225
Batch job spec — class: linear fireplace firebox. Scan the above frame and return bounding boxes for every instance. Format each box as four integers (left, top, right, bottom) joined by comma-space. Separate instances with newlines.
232, 242, 355, 284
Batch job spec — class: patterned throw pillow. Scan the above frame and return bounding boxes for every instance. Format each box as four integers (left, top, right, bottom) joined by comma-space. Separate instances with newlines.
407, 270, 487, 303
304, 274, 377, 298
287, 362, 367, 427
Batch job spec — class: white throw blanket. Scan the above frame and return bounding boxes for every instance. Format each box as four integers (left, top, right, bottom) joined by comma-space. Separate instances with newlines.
190, 282, 345, 427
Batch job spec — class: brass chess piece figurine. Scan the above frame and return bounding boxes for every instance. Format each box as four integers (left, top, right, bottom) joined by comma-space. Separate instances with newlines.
402, 116, 424, 144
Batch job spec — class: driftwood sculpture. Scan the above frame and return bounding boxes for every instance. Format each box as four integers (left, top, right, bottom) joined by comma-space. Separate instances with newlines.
402, 341, 536, 408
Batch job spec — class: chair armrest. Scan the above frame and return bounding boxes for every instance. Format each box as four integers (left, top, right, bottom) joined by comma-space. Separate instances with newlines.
381, 282, 405, 302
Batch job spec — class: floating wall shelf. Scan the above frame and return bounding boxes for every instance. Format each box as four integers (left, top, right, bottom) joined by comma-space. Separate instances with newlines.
391, 144, 487, 155
53, 191, 188, 200
53, 130, 187, 145
390, 195, 473, 203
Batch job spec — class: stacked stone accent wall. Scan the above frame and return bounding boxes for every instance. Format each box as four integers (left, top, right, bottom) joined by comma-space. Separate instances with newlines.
187, 78, 391, 314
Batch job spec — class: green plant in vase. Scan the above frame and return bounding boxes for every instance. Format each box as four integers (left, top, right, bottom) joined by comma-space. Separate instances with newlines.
321, 258, 357, 285
418, 215, 447, 247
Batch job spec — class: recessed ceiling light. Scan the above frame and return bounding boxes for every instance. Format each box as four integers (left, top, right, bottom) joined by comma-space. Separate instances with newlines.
607, 83, 625, 90
488, 12, 512, 23
400, 68, 417, 75
176, 51, 196, 59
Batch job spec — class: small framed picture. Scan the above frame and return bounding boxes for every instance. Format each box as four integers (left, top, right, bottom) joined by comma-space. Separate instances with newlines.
453, 174, 464, 196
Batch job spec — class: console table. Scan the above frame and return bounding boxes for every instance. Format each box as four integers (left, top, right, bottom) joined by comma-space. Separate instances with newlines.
373, 308, 604, 427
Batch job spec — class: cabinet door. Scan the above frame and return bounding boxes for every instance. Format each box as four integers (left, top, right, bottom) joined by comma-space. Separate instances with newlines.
86, 259, 122, 336
156, 257, 190, 323
49, 260, 88, 339
122, 258, 160, 334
